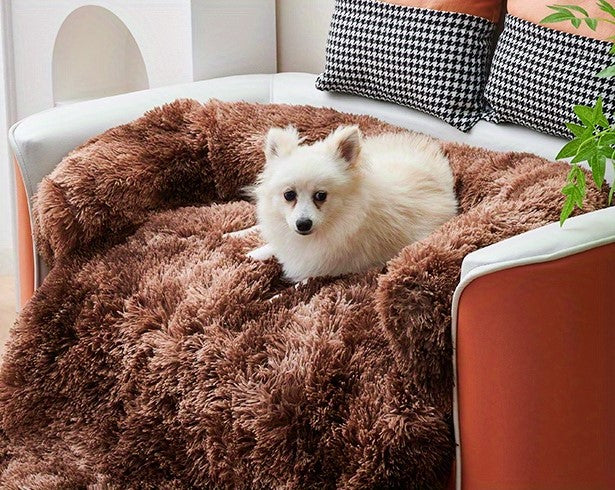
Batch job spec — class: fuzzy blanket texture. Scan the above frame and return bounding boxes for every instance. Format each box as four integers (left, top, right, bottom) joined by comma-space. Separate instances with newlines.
0, 100, 608, 489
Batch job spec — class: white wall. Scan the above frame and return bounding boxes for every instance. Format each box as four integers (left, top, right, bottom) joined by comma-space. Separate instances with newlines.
192, 0, 276, 81
276, 0, 334, 74
0, 3, 14, 276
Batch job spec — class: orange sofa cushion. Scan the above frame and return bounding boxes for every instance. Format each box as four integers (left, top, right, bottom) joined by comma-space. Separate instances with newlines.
509, 0, 613, 41
382, 0, 503, 22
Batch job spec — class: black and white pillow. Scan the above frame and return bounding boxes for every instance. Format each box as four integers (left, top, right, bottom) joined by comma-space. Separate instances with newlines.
485, 15, 614, 138
315, 0, 496, 132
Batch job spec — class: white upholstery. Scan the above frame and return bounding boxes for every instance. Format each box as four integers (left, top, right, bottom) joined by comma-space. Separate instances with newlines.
10, 72, 573, 201
271, 74, 570, 158
9, 75, 274, 201
459, 206, 615, 282
8, 72, 615, 291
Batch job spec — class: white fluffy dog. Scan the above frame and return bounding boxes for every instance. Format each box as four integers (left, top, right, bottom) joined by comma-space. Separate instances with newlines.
230, 125, 457, 282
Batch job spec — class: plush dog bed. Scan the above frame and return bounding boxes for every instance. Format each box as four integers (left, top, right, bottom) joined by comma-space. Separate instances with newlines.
0, 100, 607, 489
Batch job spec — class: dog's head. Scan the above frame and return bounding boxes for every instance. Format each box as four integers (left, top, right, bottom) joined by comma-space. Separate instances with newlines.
254, 125, 363, 237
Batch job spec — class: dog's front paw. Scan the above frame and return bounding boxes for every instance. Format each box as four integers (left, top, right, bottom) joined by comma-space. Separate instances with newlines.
293, 278, 309, 289
224, 225, 259, 239
247, 244, 275, 261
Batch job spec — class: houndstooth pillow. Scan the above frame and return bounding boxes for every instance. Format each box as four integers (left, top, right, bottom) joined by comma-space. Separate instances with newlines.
485, 15, 614, 138
315, 0, 497, 132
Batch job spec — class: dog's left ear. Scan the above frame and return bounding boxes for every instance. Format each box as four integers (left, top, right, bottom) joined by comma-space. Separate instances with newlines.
264, 126, 301, 161
327, 125, 362, 168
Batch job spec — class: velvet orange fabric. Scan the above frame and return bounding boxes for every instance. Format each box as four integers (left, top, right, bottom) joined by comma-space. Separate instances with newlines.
14, 160, 34, 308
457, 243, 615, 488
508, 0, 613, 41
381, 0, 503, 22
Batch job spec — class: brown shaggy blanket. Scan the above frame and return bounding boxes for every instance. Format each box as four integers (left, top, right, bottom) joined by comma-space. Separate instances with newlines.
0, 100, 608, 489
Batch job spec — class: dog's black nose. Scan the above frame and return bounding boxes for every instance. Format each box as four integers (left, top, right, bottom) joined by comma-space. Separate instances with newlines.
296, 218, 313, 233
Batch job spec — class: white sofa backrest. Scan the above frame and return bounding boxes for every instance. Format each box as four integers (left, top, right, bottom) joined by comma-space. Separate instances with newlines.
9, 73, 612, 289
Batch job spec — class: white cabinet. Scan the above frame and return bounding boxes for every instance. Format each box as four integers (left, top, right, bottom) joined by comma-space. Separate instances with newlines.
6, 0, 276, 119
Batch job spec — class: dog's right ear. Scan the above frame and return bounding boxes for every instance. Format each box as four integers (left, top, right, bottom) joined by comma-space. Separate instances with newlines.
264, 126, 301, 161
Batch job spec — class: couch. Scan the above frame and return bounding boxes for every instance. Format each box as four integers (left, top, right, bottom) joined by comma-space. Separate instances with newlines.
9, 73, 615, 489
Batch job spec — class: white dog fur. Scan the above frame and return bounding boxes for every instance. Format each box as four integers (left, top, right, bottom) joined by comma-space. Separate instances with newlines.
231, 125, 457, 282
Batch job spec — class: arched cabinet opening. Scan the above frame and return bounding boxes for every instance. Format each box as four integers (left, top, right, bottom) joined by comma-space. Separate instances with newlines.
52, 6, 149, 105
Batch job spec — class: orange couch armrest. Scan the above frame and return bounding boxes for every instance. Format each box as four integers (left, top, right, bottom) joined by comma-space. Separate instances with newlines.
14, 158, 35, 308
456, 242, 615, 489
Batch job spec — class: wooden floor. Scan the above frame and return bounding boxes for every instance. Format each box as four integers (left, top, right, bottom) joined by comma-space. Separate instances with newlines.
0, 276, 17, 354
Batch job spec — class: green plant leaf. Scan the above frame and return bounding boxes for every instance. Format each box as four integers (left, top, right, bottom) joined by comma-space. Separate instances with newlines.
597, 147, 615, 162
571, 140, 598, 163
596, 64, 615, 78
563, 165, 586, 204
599, 131, 615, 146
548, 5, 571, 11
610, 44, 615, 55
556, 137, 582, 159
598, 0, 615, 18
592, 96, 610, 127
560, 196, 575, 226
565, 122, 588, 137
559, 162, 590, 225
576, 167, 586, 198
541, 12, 575, 23
570, 186, 584, 207
584, 17, 599, 30
590, 154, 607, 188
555, 4, 589, 16
573, 104, 596, 126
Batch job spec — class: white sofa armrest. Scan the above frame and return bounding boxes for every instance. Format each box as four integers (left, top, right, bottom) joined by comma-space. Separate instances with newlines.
9, 74, 275, 202
458, 206, 615, 284
8, 74, 276, 294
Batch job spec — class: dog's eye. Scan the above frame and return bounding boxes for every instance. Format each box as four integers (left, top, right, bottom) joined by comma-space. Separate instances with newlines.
283, 190, 296, 201
313, 191, 327, 203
